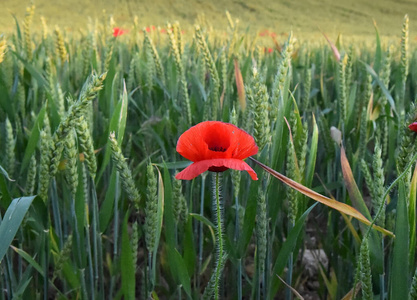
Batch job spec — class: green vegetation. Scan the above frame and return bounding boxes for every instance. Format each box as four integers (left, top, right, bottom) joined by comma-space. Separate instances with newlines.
1, 4, 417, 299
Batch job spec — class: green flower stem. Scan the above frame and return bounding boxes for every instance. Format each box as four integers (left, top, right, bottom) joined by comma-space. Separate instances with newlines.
235, 192, 242, 300
214, 172, 224, 300
197, 173, 207, 291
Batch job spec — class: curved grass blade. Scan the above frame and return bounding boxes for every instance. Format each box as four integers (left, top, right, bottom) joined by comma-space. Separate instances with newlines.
10, 246, 44, 276
0, 196, 38, 262
97, 81, 129, 182
320, 30, 340, 61
305, 114, 318, 187
249, 157, 393, 236
0, 165, 15, 182
234, 58, 246, 111
20, 106, 46, 173
362, 61, 396, 116
340, 146, 371, 219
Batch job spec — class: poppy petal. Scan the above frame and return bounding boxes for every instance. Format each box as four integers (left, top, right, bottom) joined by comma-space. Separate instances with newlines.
230, 127, 259, 159
175, 158, 258, 180
176, 121, 258, 162
409, 122, 417, 132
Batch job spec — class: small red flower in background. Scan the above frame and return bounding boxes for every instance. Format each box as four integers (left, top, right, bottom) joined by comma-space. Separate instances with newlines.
146, 27, 151, 32
409, 122, 417, 132
113, 27, 127, 37
268, 47, 273, 53
175, 121, 259, 180
160, 28, 167, 34
259, 29, 269, 37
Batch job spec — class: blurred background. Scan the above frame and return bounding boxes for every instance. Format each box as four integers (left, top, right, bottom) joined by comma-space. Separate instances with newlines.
1, 0, 417, 38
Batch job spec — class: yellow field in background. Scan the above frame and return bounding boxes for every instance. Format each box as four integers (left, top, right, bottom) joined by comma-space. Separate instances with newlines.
1, 0, 417, 40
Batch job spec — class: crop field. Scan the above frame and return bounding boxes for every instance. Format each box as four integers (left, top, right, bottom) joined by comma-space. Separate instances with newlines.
1, 3, 417, 300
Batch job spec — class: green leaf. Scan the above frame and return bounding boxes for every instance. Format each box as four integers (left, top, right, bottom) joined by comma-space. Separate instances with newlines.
99, 169, 117, 232
150, 166, 165, 286
390, 181, 409, 300
189, 213, 215, 229
155, 161, 192, 170
0, 165, 15, 182
340, 146, 372, 219
362, 61, 396, 116
0, 170, 12, 209
10, 246, 44, 276
20, 106, 46, 174
170, 248, 192, 298
305, 114, 318, 187
0, 196, 37, 262
162, 164, 175, 248
12, 50, 48, 87
121, 212, 135, 300
97, 82, 129, 182
153, 166, 165, 255
237, 174, 259, 257
183, 215, 196, 277
268, 203, 318, 299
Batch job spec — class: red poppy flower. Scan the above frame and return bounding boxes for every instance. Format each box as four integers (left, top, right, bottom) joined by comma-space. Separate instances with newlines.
175, 121, 259, 180
113, 27, 127, 37
268, 47, 273, 53
146, 27, 151, 32
409, 122, 417, 132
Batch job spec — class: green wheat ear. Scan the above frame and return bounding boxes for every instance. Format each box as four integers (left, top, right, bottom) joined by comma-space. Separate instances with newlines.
271, 32, 294, 123
400, 14, 409, 100
372, 142, 386, 226
251, 67, 270, 151
38, 130, 52, 200
52, 234, 73, 281
172, 173, 188, 225
49, 72, 106, 178
145, 163, 158, 253
108, 132, 141, 210
64, 130, 79, 196
25, 155, 37, 195
54, 26, 67, 64
195, 25, 220, 120
167, 22, 191, 126
338, 54, 348, 126
256, 186, 267, 275
143, 29, 165, 84
40, 16, 48, 40
76, 116, 97, 179
23, 3, 35, 61
5, 117, 16, 178
360, 238, 373, 300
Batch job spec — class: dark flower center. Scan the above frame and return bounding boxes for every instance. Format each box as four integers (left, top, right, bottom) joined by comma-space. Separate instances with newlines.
208, 146, 227, 152
208, 166, 229, 172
